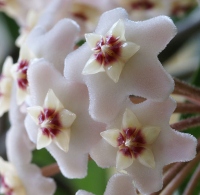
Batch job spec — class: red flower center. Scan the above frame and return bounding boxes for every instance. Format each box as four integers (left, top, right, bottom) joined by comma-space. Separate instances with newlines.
38, 108, 61, 138
94, 35, 122, 66
117, 128, 146, 158
0, 174, 13, 195
131, 0, 155, 10
17, 60, 29, 90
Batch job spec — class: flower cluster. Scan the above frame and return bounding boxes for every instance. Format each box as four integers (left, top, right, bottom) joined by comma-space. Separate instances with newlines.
0, 0, 199, 195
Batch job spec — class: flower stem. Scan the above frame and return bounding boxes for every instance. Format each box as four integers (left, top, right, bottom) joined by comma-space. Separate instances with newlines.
175, 103, 200, 113
160, 152, 200, 195
183, 163, 200, 195
41, 163, 60, 177
173, 78, 200, 105
170, 115, 200, 131
151, 162, 186, 195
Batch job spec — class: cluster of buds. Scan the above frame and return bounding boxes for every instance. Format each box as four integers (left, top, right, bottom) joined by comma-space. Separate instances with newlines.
0, 0, 199, 195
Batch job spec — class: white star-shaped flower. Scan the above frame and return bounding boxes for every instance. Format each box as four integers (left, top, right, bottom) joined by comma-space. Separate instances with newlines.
0, 56, 13, 116
90, 98, 197, 194
82, 19, 140, 83
64, 8, 176, 123
0, 157, 26, 195
101, 108, 160, 170
25, 59, 105, 178
11, 44, 35, 105
28, 89, 76, 152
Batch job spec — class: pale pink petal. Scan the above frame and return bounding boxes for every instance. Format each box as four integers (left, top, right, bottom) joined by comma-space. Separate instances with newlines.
6, 123, 33, 166
24, 115, 38, 143
100, 129, 120, 147
27, 18, 80, 73
90, 139, 117, 168
104, 174, 137, 195
116, 150, 134, 170
17, 164, 56, 195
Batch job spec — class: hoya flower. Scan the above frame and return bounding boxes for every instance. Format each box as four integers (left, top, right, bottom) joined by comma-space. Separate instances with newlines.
11, 44, 35, 105
25, 59, 105, 178
113, 0, 170, 20
4, 123, 56, 195
82, 19, 140, 83
101, 108, 160, 170
27, 89, 76, 152
64, 8, 176, 123
16, 10, 40, 47
76, 173, 137, 195
0, 157, 26, 195
27, 18, 80, 73
170, 0, 197, 17
3, 87, 56, 195
90, 98, 197, 194
0, 56, 13, 116
0, 0, 49, 25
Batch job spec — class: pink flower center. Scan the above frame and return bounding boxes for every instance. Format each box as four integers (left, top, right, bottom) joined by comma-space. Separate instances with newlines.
117, 128, 146, 158
38, 108, 61, 138
72, 12, 87, 21
131, 0, 155, 10
0, 174, 13, 195
94, 35, 122, 66
0, 1, 5, 7
16, 60, 29, 90
171, 4, 193, 16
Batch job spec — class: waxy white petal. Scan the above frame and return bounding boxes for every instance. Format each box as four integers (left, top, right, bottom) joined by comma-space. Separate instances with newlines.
142, 126, 160, 144
17, 87, 28, 105
138, 148, 155, 168
37, 130, 52, 150
122, 108, 141, 129
82, 56, 104, 75
85, 33, 103, 49
120, 42, 140, 62
19, 44, 35, 61
104, 61, 125, 83
54, 130, 71, 152
59, 109, 76, 128
2, 56, 13, 76
27, 106, 43, 125
116, 150, 134, 170
108, 19, 125, 41
100, 129, 121, 147
44, 89, 64, 110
